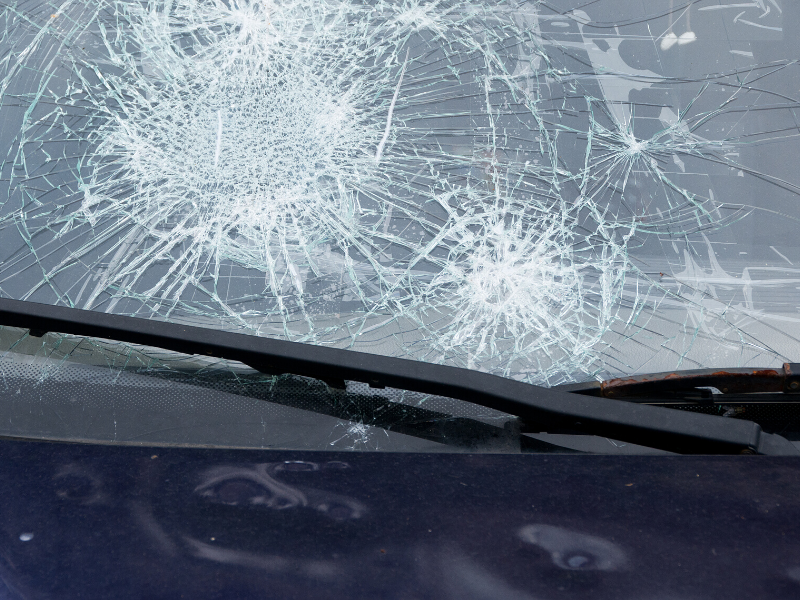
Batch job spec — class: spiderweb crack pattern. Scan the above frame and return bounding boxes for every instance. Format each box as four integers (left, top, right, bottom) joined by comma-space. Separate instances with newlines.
3, 0, 791, 387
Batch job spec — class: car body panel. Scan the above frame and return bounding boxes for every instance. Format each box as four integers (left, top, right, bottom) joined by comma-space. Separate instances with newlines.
0, 438, 798, 599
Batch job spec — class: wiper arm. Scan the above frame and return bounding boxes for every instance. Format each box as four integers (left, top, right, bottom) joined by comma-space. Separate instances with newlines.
0, 298, 796, 456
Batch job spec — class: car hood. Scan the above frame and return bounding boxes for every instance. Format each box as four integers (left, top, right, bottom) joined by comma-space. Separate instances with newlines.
0, 438, 798, 599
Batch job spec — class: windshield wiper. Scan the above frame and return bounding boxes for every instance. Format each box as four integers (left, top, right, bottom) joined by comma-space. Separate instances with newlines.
0, 298, 796, 456
563, 365, 800, 400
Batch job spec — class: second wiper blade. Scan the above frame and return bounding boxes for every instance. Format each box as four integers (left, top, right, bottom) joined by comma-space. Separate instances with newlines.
0, 298, 796, 456
597, 365, 800, 399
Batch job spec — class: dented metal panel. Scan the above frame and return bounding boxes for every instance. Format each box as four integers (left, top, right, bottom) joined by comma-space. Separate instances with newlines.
1, 439, 800, 598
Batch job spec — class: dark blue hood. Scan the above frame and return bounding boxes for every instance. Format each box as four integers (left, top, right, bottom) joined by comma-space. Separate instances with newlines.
0, 438, 799, 599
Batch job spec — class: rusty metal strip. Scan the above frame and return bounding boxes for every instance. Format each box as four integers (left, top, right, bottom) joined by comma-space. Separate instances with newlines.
601, 363, 800, 398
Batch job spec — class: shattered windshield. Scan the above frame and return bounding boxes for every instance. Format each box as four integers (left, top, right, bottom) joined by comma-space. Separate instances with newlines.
1, 0, 799, 391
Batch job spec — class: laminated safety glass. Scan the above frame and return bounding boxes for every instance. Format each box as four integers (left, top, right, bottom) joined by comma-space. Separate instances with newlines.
0, 0, 799, 392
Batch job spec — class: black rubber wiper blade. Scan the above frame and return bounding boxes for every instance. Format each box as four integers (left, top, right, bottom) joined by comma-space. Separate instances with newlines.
0, 298, 796, 456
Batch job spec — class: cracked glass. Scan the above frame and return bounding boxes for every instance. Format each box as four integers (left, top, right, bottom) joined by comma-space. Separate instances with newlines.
0, 0, 799, 450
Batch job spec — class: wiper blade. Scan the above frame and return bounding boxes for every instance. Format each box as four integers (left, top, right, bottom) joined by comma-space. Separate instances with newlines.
598, 365, 800, 399
0, 298, 796, 456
